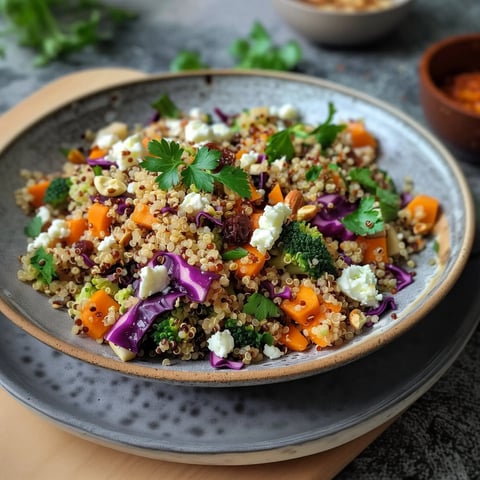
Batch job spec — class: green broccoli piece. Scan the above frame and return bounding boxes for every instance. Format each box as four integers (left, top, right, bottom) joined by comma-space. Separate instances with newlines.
43, 177, 72, 208
151, 314, 182, 343
278, 220, 336, 279
224, 318, 273, 348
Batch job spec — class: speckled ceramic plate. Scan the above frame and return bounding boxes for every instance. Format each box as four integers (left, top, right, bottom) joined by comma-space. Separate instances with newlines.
0, 255, 479, 464
0, 70, 474, 386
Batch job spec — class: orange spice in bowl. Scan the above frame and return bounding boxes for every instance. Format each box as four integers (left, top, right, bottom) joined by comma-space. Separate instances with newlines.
298, 0, 393, 12
442, 72, 480, 115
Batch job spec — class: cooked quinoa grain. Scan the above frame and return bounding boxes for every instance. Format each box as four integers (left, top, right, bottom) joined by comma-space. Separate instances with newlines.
15, 97, 439, 368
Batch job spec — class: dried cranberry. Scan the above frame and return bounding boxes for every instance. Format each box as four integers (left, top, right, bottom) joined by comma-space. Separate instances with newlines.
222, 214, 251, 245
74, 240, 94, 256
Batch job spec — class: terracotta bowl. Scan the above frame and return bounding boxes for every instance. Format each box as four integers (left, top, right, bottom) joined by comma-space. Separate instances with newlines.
419, 33, 480, 157
272, 0, 413, 46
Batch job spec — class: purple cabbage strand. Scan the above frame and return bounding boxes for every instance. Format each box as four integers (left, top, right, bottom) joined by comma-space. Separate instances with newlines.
385, 263, 415, 291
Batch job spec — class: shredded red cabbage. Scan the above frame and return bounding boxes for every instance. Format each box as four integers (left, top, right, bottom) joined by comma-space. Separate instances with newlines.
365, 296, 397, 317
80, 253, 95, 268
401, 191, 413, 208
105, 252, 219, 352
105, 291, 183, 353
261, 280, 292, 300
213, 107, 232, 124
386, 263, 414, 291
195, 211, 223, 228
311, 194, 357, 241
160, 206, 176, 214
209, 352, 244, 370
87, 157, 115, 168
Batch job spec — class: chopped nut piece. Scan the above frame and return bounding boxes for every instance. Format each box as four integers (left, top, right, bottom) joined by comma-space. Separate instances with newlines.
296, 204, 319, 221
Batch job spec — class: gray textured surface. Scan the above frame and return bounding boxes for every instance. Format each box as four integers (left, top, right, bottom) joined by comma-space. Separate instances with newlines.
1, 0, 480, 477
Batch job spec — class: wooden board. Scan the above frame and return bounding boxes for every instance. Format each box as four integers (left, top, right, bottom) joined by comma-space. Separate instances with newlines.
0, 68, 396, 479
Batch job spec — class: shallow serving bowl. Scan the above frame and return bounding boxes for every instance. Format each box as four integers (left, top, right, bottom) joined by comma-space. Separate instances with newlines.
419, 33, 480, 157
272, 0, 413, 46
0, 70, 474, 386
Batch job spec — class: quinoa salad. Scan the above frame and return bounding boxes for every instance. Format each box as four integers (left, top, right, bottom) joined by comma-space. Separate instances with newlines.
15, 95, 440, 369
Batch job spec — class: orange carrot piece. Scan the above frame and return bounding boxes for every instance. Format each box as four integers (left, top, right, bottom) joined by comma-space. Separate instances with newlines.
281, 285, 321, 326
404, 194, 439, 234
235, 244, 267, 278
249, 183, 263, 202
27, 180, 51, 208
235, 149, 247, 160
88, 203, 112, 239
67, 148, 86, 164
305, 319, 332, 348
80, 290, 119, 340
347, 121, 377, 149
88, 146, 108, 159
66, 218, 88, 245
356, 233, 388, 264
280, 324, 309, 352
268, 183, 284, 205
250, 212, 262, 230
130, 203, 158, 229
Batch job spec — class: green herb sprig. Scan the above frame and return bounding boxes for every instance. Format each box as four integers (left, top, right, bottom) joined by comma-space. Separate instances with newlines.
30, 246, 57, 284
341, 196, 384, 236
142, 139, 251, 198
242, 292, 280, 321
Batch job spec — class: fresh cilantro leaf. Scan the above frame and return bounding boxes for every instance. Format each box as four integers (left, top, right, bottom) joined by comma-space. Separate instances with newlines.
0, 0, 136, 66
92, 165, 103, 176
349, 167, 378, 193
170, 50, 209, 72
212, 166, 251, 198
30, 246, 57, 284
24, 216, 43, 238
341, 196, 384, 235
376, 187, 401, 223
266, 129, 294, 162
143, 139, 184, 190
222, 247, 249, 260
151, 94, 180, 118
242, 292, 280, 321
306, 165, 321, 182
191, 146, 221, 171
310, 102, 346, 148
229, 21, 302, 71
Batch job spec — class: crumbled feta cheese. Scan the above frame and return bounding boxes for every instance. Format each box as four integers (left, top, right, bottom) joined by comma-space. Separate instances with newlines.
207, 330, 235, 358
96, 133, 120, 150
263, 344, 284, 360
28, 219, 70, 252
165, 119, 183, 137
337, 264, 382, 307
278, 104, 298, 121
239, 151, 259, 169
211, 123, 232, 142
138, 264, 170, 300
250, 202, 292, 253
184, 119, 233, 144
184, 119, 212, 143
271, 156, 287, 172
97, 235, 116, 252
37, 206, 51, 225
106, 133, 145, 171
179, 192, 210, 214
189, 107, 205, 120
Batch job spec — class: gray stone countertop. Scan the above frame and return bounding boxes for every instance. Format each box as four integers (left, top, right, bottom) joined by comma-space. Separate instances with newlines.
1, 0, 480, 478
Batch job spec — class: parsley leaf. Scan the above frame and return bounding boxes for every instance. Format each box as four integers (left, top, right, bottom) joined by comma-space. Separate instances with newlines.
151, 93, 180, 118
341, 196, 384, 236
24, 216, 43, 238
242, 292, 280, 321
222, 247, 249, 260
306, 165, 322, 182
170, 50, 209, 72
142, 139, 184, 190
144, 141, 250, 198
266, 129, 294, 162
0, 0, 136, 66
310, 102, 346, 148
349, 167, 378, 193
229, 21, 302, 71
212, 165, 251, 198
376, 187, 401, 223
30, 246, 57, 284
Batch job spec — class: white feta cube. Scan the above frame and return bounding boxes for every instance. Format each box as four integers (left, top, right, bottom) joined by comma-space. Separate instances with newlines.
138, 265, 170, 300
207, 330, 235, 358
337, 264, 382, 307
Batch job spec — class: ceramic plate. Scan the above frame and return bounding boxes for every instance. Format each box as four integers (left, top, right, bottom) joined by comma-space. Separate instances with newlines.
0, 71, 474, 386
1, 255, 479, 464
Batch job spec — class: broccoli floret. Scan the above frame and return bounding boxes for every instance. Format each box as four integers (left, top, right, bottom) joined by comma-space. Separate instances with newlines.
224, 318, 273, 348
278, 220, 336, 278
152, 314, 182, 343
43, 177, 72, 208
